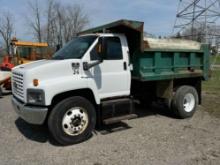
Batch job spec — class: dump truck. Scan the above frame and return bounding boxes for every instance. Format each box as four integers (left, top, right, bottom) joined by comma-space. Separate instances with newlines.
11, 20, 210, 145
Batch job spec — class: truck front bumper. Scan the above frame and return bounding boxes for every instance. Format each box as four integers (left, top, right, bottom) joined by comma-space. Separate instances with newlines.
12, 97, 48, 125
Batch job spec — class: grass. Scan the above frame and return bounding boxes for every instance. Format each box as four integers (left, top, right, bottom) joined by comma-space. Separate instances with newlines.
204, 55, 220, 95
210, 55, 220, 65
203, 69, 220, 95
0, 56, 3, 63
202, 69, 220, 118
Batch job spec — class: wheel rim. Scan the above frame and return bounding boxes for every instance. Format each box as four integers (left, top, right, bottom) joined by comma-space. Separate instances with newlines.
183, 93, 195, 112
62, 107, 89, 136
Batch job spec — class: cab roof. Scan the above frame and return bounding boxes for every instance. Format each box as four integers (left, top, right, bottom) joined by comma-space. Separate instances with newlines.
79, 19, 144, 34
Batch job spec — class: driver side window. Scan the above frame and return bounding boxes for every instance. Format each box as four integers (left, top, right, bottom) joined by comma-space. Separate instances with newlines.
104, 37, 123, 60
90, 37, 123, 61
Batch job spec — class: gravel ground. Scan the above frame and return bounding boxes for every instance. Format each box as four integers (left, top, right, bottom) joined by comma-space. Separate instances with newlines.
0, 94, 219, 165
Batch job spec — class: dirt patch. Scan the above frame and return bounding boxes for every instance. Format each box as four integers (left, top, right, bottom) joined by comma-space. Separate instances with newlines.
0, 95, 220, 165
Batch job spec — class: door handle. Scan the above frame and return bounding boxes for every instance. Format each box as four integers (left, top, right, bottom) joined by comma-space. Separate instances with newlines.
123, 62, 127, 70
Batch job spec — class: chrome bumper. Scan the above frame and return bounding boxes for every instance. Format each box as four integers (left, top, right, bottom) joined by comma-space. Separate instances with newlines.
12, 96, 48, 125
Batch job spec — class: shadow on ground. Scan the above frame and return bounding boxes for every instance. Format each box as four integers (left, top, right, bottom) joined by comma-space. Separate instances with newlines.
136, 103, 175, 119
14, 103, 175, 146
15, 118, 49, 142
97, 103, 175, 135
15, 118, 62, 146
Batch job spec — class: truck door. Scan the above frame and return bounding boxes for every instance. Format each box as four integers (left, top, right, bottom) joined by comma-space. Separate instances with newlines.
90, 36, 131, 99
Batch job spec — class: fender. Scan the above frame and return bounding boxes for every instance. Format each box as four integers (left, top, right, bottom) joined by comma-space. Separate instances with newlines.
36, 76, 101, 106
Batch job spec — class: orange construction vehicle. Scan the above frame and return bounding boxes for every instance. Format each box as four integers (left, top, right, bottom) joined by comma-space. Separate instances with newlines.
10, 37, 52, 65
0, 37, 53, 92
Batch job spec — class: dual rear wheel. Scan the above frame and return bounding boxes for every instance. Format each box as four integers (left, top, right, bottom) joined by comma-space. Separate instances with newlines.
171, 85, 199, 119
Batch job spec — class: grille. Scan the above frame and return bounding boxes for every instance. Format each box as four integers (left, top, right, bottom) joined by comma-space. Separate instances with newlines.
12, 71, 24, 101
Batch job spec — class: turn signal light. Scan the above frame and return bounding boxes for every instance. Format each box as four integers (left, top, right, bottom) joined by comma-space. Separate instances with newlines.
33, 79, 39, 86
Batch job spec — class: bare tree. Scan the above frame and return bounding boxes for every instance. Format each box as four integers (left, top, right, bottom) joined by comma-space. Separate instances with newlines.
0, 12, 14, 54
45, 0, 54, 44
55, 2, 65, 47
63, 4, 89, 42
44, 0, 89, 47
45, 0, 59, 46
27, 0, 89, 47
27, 0, 43, 42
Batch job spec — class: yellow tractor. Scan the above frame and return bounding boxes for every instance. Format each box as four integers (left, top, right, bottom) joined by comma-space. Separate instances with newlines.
10, 37, 52, 65
0, 38, 53, 93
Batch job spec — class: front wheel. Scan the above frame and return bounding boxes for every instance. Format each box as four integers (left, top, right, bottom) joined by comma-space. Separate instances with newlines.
171, 86, 198, 119
48, 96, 96, 145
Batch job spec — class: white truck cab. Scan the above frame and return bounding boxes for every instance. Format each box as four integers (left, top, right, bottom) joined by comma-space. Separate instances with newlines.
12, 33, 133, 145
12, 34, 130, 105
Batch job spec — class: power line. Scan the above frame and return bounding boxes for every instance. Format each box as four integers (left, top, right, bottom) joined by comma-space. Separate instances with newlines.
173, 0, 220, 44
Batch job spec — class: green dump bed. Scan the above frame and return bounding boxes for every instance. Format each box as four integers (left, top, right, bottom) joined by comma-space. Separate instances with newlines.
132, 38, 210, 81
80, 19, 210, 81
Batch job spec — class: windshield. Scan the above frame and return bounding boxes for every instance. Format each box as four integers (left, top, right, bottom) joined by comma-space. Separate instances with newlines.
52, 36, 97, 60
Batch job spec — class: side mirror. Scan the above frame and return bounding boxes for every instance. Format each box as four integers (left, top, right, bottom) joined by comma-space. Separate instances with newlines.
83, 59, 103, 71
83, 62, 89, 71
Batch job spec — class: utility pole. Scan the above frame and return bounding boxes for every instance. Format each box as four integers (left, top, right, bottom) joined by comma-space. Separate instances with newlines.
191, 0, 196, 40
173, 0, 220, 44
204, 0, 207, 43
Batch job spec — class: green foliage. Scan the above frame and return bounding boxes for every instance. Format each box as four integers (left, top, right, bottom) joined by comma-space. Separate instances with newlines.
202, 69, 220, 118
203, 69, 220, 94
210, 55, 220, 65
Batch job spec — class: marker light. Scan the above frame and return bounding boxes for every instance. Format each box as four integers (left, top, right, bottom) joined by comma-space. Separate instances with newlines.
33, 79, 39, 86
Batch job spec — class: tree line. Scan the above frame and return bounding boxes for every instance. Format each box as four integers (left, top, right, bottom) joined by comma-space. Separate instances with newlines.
174, 23, 220, 45
0, 0, 89, 54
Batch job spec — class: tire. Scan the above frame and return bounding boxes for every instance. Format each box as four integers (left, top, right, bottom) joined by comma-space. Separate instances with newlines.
48, 96, 96, 145
0, 86, 2, 96
172, 85, 198, 119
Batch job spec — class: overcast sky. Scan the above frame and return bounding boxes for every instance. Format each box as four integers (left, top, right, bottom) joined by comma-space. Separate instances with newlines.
0, 0, 178, 41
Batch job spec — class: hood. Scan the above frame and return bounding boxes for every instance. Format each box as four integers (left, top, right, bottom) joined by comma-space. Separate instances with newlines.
12, 59, 83, 85
13, 60, 60, 71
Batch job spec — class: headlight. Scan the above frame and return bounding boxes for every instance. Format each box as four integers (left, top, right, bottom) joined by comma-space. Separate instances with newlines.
27, 89, 45, 105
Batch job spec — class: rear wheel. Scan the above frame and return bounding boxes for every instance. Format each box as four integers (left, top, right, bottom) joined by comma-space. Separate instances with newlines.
172, 86, 198, 119
48, 96, 96, 145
